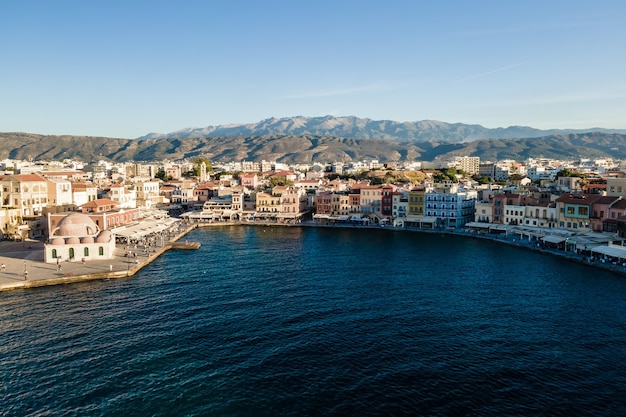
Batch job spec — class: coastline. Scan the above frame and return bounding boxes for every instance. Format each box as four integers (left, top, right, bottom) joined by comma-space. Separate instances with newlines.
2, 220, 625, 292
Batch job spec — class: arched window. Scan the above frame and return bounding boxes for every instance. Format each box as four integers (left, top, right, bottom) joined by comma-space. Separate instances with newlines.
99, 247, 104, 256
84, 247, 89, 257
52, 249, 57, 258
69, 248, 75, 259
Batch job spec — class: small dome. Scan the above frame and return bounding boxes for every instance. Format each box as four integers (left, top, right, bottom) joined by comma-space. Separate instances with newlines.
95, 230, 113, 243
81, 236, 94, 244
53, 213, 99, 238
66, 237, 81, 244
51, 238, 66, 245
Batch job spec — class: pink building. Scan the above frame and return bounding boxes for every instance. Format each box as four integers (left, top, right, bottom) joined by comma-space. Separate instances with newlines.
239, 173, 259, 190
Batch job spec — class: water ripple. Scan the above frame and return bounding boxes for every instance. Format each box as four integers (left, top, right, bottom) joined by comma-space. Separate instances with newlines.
3, 227, 626, 416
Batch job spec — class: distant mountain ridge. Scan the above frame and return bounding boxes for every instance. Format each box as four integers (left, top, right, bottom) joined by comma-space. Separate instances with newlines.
138, 115, 626, 143
2, 131, 626, 164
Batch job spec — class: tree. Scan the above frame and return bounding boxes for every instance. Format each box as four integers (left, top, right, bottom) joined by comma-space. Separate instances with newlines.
433, 167, 460, 183
187, 157, 213, 177
194, 157, 212, 171
556, 168, 585, 178
154, 169, 171, 182
473, 175, 491, 184
268, 177, 294, 188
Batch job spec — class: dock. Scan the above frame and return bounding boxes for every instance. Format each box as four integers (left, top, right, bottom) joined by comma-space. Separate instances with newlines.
171, 241, 201, 250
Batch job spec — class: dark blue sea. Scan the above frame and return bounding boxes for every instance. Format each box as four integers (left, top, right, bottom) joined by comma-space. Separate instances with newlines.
3, 226, 626, 416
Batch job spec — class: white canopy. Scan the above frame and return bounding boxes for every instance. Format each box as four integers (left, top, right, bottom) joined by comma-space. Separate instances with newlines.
405, 216, 437, 223
464, 222, 491, 229
591, 244, 626, 260
542, 235, 567, 244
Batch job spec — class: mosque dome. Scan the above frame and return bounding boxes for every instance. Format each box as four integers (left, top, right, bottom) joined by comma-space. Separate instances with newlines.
81, 236, 94, 244
53, 213, 100, 238
51, 238, 66, 245
65, 237, 81, 244
95, 230, 113, 243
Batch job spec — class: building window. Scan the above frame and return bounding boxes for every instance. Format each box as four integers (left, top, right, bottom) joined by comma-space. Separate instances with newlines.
69, 248, 75, 259
52, 249, 57, 258
84, 248, 89, 257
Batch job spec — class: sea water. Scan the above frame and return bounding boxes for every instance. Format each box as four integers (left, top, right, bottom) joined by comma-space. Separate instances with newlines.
2, 226, 626, 416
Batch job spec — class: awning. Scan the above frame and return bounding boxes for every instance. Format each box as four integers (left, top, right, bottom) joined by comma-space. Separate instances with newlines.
405, 216, 437, 223
590, 244, 626, 260
542, 235, 567, 244
489, 224, 508, 231
337, 215, 350, 221
276, 213, 298, 218
111, 219, 174, 238
464, 222, 491, 229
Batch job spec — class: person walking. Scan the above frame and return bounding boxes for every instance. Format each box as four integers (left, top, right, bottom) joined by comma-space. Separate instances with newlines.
1, 263, 5, 272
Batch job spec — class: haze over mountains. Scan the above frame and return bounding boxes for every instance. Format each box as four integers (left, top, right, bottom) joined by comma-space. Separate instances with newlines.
2, 116, 626, 164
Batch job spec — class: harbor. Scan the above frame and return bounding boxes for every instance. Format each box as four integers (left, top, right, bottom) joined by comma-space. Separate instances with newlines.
3, 219, 626, 292
0, 222, 200, 292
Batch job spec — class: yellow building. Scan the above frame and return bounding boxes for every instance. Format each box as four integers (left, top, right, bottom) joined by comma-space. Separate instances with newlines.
408, 187, 425, 216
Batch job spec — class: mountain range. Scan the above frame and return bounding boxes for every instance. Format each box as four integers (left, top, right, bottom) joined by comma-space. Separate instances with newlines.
138, 115, 626, 143
2, 116, 626, 164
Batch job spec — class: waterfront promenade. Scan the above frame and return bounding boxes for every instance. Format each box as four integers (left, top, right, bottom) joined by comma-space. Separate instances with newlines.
0, 222, 198, 292
2, 220, 626, 292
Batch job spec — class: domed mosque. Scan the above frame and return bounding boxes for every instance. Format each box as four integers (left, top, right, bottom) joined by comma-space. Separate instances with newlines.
45, 212, 116, 263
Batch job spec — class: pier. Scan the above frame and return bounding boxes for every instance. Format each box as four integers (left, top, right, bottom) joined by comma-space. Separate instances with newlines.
171, 241, 202, 250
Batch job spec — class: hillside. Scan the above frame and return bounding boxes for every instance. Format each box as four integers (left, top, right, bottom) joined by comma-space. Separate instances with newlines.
1, 132, 626, 164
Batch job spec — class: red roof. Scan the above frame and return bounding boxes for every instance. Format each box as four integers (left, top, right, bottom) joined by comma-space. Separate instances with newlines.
5, 173, 47, 182
555, 194, 603, 205
80, 198, 118, 208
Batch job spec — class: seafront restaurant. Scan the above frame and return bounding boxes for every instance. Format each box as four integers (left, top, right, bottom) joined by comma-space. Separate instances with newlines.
464, 222, 626, 256
182, 207, 242, 223
312, 214, 369, 225
110, 217, 180, 244
274, 211, 308, 224
464, 221, 508, 235
403, 216, 437, 229
590, 242, 626, 264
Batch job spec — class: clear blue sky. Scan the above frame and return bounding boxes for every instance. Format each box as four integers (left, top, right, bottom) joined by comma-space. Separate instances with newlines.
2, 0, 625, 138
